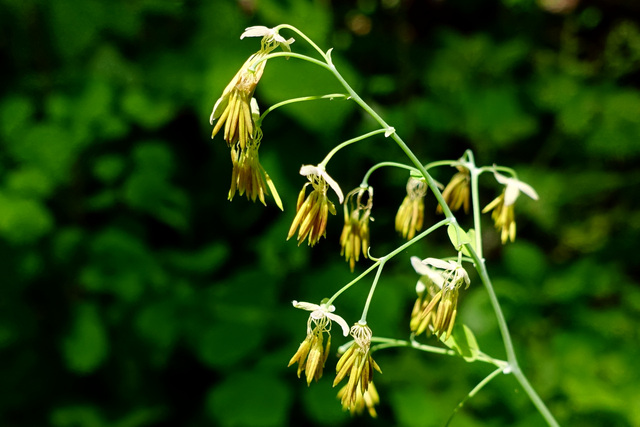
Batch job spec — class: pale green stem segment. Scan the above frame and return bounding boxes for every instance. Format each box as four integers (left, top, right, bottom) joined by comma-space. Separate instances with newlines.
361, 161, 418, 186
366, 337, 508, 370
258, 94, 348, 125
274, 24, 330, 62
361, 159, 457, 187
263, 26, 560, 427
326, 218, 450, 306
445, 366, 505, 427
319, 128, 388, 168
466, 245, 560, 427
463, 150, 485, 259
359, 258, 385, 323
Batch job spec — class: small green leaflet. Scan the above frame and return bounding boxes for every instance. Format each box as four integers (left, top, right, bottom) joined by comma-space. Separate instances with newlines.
447, 223, 476, 257
440, 323, 480, 362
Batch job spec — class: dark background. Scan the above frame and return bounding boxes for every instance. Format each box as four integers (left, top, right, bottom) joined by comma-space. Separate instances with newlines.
1, 0, 639, 426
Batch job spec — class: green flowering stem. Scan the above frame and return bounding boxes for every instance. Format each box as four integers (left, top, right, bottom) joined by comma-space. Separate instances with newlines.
361, 161, 418, 186
369, 337, 456, 356
365, 337, 508, 370
327, 50, 560, 426
326, 218, 450, 306
465, 244, 560, 427
445, 365, 505, 427
463, 152, 557, 427
319, 128, 388, 169
274, 24, 331, 62
249, 51, 333, 73
259, 26, 558, 427
480, 164, 518, 178
257, 94, 348, 125
359, 258, 385, 323
462, 150, 484, 259
360, 159, 457, 187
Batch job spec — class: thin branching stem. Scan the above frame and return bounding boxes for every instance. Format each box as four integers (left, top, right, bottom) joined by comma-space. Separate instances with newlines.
261, 26, 559, 427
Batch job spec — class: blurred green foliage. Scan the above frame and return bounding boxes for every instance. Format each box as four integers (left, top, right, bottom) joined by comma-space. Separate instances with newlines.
1, 0, 639, 426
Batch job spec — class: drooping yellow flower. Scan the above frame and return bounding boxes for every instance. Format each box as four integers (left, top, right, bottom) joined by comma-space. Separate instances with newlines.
288, 300, 350, 385
210, 26, 295, 150
409, 257, 470, 340
340, 187, 373, 271
333, 323, 382, 412
395, 177, 427, 240
482, 170, 539, 244
287, 165, 344, 246
337, 380, 380, 417
437, 165, 470, 214
228, 126, 283, 210
210, 53, 267, 151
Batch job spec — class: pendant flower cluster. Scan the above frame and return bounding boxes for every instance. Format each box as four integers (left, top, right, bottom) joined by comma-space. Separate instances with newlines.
340, 186, 373, 271
288, 165, 344, 246
437, 165, 471, 214
395, 177, 428, 240
482, 170, 539, 244
288, 300, 350, 385
210, 26, 293, 210
333, 323, 382, 416
409, 256, 470, 340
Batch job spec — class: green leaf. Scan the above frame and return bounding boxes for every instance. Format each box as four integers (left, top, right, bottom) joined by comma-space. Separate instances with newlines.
79, 229, 167, 300
206, 371, 292, 427
132, 143, 174, 176
0, 95, 34, 139
121, 88, 175, 129
135, 300, 179, 350
5, 167, 55, 199
441, 323, 480, 362
93, 155, 125, 184
50, 405, 105, 427
51, 227, 85, 264
162, 243, 229, 275
62, 303, 109, 374
193, 321, 263, 369
447, 223, 475, 256
0, 193, 54, 243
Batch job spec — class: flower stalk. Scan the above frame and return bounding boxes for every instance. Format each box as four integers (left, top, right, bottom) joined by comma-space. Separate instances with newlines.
217, 24, 559, 427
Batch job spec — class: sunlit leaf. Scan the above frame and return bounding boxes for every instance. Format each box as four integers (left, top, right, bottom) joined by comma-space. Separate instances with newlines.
441, 323, 480, 362
62, 303, 109, 374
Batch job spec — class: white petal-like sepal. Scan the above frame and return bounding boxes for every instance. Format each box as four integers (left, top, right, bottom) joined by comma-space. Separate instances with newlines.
299, 165, 344, 203
411, 256, 446, 289
516, 180, 539, 201
424, 257, 457, 271
326, 312, 350, 336
292, 300, 350, 336
241, 26, 273, 39
504, 182, 521, 206
292, 300, 319, 311
493, 170, 539, 206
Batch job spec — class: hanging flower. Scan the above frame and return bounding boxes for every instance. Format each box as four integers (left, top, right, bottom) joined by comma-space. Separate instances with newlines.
337, 380, 380, 417
340, 187, 373, 271
210, 26, 294, 150
240, 25, 295, 52
333, 323, 382, 412
288, 300, 350, 386
482, 170, 539, 244
395, 177, 427, 240
437, 165, 470, 214
227, 109, 283, 211
287, 165, 344, 246
209, 53, 268, 150
410, 256, 470, 340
